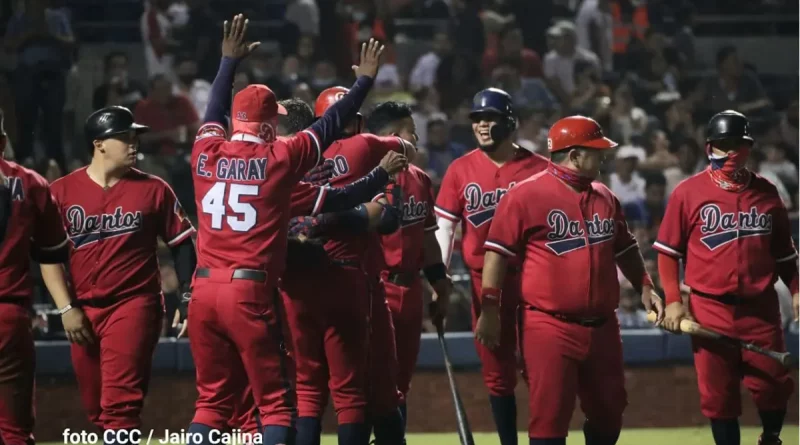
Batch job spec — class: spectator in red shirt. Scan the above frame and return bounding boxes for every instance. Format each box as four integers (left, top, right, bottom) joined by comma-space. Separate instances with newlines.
134, 74, 199, 156
482, 25, 542, 79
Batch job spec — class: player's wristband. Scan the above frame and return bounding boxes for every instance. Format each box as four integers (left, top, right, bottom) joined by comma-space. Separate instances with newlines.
481, 287, 502, 308
58, 304, 73, 315
423, 263, 447, 284
642, 274, 654, 289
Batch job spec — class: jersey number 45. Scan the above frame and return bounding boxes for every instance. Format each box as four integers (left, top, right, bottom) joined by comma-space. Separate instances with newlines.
201, 182, 258, 232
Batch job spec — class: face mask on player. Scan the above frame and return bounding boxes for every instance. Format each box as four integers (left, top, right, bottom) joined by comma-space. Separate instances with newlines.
708, 144, 751, 192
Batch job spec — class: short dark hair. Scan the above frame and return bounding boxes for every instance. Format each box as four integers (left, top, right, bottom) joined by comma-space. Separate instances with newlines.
549, 150, 570, 163
366, 101, 413, 135
278, 98, 314, 136
103, 51, 128, 72
645, 172, 667, 189
716, 46, 737, 67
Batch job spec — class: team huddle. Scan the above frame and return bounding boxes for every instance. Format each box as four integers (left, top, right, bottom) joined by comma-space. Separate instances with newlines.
0, 12, 797, 445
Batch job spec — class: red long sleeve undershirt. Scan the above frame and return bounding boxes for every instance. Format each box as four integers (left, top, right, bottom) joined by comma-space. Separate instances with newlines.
657, 253, 682, 305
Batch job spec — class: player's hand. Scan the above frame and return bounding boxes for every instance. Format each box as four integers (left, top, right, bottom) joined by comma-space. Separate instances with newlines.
475, 306, 501, 349
429, 276, 452, 327
288, 215, 333, 239
378, 151, 408, 176
662, 301, 689, 334
352, 38, 385, 79
793, 293, 799, 322
171, 291, 190, 338
62, 307, 95, 345
641, 285, 664, 327
302, 162, 335, 186
221, 14, 261, 60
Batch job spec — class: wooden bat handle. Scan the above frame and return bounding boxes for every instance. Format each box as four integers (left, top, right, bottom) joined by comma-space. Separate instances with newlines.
646, 311, 719, 338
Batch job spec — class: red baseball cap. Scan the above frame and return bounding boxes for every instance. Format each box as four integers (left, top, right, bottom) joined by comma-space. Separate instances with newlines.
232, 85, 287, 124
547, 116, 617, 152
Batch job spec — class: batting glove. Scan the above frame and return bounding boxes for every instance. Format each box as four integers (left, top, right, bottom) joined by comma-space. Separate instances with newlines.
288, 214, 334, 239
302, 162, 335, 186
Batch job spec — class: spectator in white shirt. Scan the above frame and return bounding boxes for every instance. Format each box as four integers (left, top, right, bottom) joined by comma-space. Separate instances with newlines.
575, 0, 613, 72
663, 137, 704, 195
141, 0, 178, 79
409, 30, 452, 92
761, 144, 799, 190
173, 56, 211, 118
543, 21, 601, 105
411, 87, 444, 148
747, 148, 793, 210
285, 0, 320, 36
609, 144, 647, 205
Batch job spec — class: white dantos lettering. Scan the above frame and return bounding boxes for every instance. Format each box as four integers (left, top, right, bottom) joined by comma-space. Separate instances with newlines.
202, 182, 259, 232
159, 429, 262, 445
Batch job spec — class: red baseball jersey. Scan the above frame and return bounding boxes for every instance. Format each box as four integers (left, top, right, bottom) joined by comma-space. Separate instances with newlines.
374, 165, 438, 272
50, 167, 194, 300
320, 133, 412, 262
192, 123, 325, 281
484, 172, 637, 317
435, 149, 549, 271
653, 171, 798, 298
0, 159, 68, 299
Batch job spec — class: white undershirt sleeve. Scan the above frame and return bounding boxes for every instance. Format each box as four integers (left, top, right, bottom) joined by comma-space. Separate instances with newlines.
434, 216, 457, 269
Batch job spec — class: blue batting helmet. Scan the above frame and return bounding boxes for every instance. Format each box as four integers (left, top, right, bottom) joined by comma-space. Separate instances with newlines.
469, 88, 514, 119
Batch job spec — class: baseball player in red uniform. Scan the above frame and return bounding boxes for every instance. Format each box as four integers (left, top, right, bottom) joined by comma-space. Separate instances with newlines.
656, 110, 797, 445
364, 101, 452, 429
186, 17, 391, 445
279, 91, 415, 445
47, 104, 196, 442
478, 115, 664, 445
0, 118, 71, 445
434, 88, 548, 445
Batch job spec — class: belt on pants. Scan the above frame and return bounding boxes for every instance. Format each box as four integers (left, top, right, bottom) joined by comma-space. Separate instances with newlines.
692, 290, 750, 305
332, 259, 361, 269
195, 268, 267, 282
385, 270, 419, 287
527, 305, 608, 328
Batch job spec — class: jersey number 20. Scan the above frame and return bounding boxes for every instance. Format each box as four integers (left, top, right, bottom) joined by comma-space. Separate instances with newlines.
201, 182, 258, 232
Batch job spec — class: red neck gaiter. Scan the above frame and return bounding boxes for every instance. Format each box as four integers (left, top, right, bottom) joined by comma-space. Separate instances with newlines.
548, 162, 594, 191
707, 146, 751, 192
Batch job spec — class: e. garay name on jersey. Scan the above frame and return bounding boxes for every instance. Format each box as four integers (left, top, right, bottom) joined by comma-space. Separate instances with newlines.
698, 204, 772, 250
544, 210, 616, 255
463, 182, 515, 227
195, 154, 268, 181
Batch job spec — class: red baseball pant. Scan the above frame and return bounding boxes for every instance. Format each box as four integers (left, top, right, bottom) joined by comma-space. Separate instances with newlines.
382, 273, 423, 398
521, 309, 626, 439
71, 295, 162, 430
0, 302, 35, 445
189, 270, 296, 429
689, 291, 794, 419
469, 269, 520, 396
368, 280, 401, 415
281, 263, 370, 424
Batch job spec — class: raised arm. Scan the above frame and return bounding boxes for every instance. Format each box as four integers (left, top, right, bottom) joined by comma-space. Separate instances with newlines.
306, 39, 384, 152
204, 14, 261, 125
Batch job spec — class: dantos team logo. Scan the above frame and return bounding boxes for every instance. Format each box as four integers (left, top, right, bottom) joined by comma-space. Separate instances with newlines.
401, 195, 428, 227
66, 205, 143, 248
699, 204, 772, 250
463, 182, 515, 227
545, 210, 615, 255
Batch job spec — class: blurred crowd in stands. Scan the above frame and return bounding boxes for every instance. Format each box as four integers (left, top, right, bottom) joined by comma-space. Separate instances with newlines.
1, 0, 798, 338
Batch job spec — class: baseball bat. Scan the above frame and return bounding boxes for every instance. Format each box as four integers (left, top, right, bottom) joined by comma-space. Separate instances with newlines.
647, 312, 798, 368
436, 324, 476, 445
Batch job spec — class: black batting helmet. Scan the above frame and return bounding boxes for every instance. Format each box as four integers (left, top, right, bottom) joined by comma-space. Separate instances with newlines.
706, 110, 753, 143
84, 106, 149, 143
469, 88, 517, 144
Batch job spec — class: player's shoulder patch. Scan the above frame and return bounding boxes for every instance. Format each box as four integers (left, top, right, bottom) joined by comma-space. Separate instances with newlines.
195, 122, 227, 141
